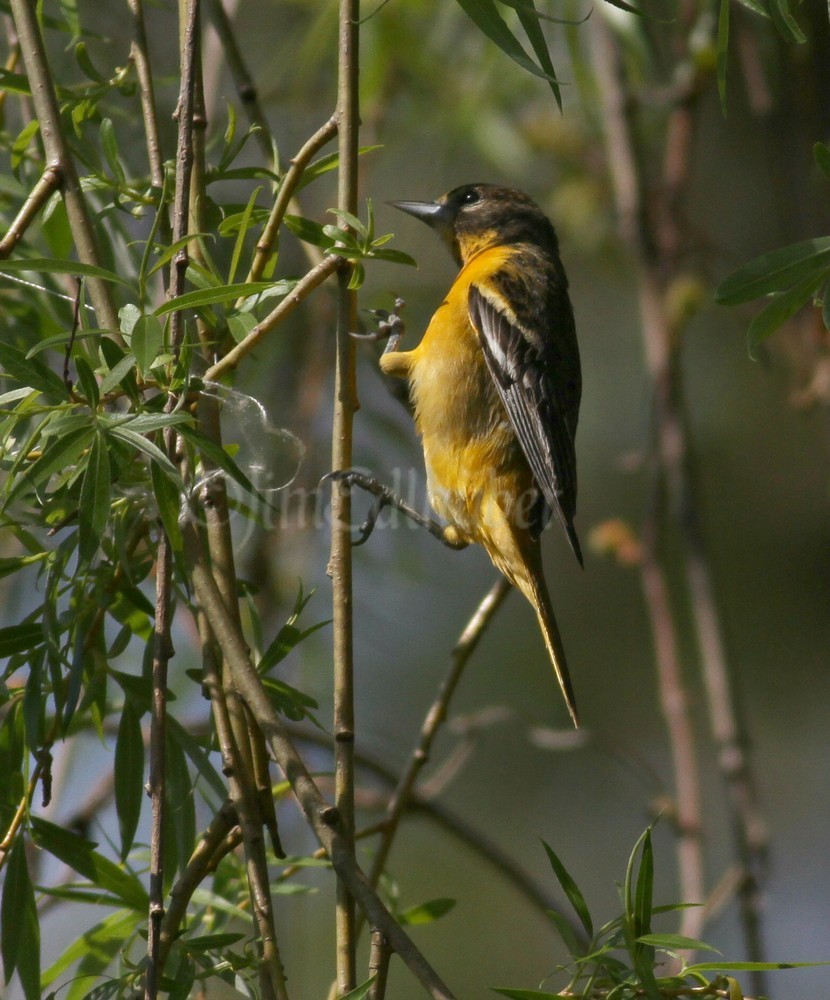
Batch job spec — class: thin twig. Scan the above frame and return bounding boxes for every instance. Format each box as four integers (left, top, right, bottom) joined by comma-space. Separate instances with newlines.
127, 0, 165, 189
590, 14, 705, 937
8, 0, 119, 333
244, 114, 338, 290
203, 253, 343, 382
0, 163, 62, 259
368, 578, 511, 891
330, 0, 361, 992
183, 520, 455, 1000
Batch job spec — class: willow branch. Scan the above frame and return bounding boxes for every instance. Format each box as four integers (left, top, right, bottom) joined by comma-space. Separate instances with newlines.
244, 114, 337, 288
8, 0, 119, 333
127, 0, 165, 189
367, 578, 511, 890
183, 520, 455, 1000
590, 14, 705, 936
330, 0, 361, 991
0, 164, 61, 259
203, 253, 343, 382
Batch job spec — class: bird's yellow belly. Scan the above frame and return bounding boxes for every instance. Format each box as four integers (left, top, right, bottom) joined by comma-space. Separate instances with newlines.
407, 299, 525, 543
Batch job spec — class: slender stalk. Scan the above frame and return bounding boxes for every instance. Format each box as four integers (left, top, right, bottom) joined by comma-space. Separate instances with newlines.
8, 0, 119, 332
367, 578, 510, 890
590, 15, 705, 935
145, 534, 174, 1000
204, 254, 343, 382
330, 0, 361, 991
0, 164, 61, 259
183, 520, 456, 999
127, 0, 165, 189
244, 114, 337, 288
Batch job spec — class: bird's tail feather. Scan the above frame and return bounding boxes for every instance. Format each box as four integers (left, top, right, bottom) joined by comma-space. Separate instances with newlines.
526, 573, 579, 727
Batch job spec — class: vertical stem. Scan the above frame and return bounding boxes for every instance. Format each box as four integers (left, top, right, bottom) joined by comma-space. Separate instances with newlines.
9, 0, 119, 332
145, 536, 174, 1000
330, 0, 360, 992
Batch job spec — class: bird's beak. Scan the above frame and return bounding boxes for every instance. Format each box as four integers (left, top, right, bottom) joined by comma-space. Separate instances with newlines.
389, 200, 449, 231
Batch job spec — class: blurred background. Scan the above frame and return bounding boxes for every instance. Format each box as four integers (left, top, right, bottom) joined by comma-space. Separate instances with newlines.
4, 0, 830, 996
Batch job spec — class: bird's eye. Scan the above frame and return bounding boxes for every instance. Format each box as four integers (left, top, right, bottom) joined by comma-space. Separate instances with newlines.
461, 189, 481, 206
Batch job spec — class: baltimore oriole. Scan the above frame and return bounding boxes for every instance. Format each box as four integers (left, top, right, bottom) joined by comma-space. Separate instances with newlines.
347, 184, 582, 724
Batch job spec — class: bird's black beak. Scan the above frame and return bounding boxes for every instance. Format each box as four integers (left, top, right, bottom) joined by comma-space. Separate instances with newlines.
389, 200, 449, 231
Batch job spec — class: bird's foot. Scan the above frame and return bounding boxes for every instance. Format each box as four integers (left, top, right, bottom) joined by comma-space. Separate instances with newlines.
350, 297, 406, 354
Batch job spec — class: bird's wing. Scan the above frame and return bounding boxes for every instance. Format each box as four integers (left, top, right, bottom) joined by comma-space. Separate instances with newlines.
468, 262, 582, 563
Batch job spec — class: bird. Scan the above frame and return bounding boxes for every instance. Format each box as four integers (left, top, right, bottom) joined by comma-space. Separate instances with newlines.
365, 183, 583, 724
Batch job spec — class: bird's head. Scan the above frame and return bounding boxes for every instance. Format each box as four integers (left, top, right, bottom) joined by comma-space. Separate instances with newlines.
390, 183, 558, 266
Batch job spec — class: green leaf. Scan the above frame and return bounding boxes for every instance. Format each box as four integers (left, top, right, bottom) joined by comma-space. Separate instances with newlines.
814, 142, 830, 182
165, 730, 196, 881
98, 354, 138, 396
637, 932, 719, 952
399, 897, 456, 926
151, 460, 184, 552
634, 826, 653, 937
166, 717, 227, 806
541, 840, 593, 940
283, 214, 335, 249
43, 910, 138, 999
0, 342, 68, 402
78, 432, 111, 564
746, 269, 826, 358
73, 355, 100, 408
768, 0, 805, 43
30, 817, 149, 912
228, 186, 262, 285
100, 118, 125, 185
338, 979, 377, 1000
154, 281, 275, 316
114, 697, 144, 860
4, 425, 95, 508
0, 256, 130, 286
454, 0, 560, 86
107, 425, 180, 481
714, 237, 830, 305
685, 960, 830, 973
514, 0, 561, 109
227, 312, 258, 343
0, 623, 45, 657
178, 423, 268, 504
132, 314, 165, 376
1, 836, 40, 1000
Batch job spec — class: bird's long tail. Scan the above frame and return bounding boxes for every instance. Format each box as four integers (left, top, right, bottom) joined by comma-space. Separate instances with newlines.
518, 560, 579, 728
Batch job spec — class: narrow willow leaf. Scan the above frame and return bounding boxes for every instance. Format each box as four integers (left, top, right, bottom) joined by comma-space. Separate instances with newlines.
814, 142, 830, 181
0, 256, 129, 286
398, 897, 456, 926
634, 826, 653, 937
227, 312, 258, 343
685, 960, 830, 972
30, 817, 149, 911
145, 233, 213, 279
150, 460, 183, 552
715, 237, 830, 305
0, 623, 45, 658
78, 432, 111, 564
0, 838, 40, 1000
4, 425, 94, 508
0, 342, 68, 402
114, 697, 144, 860
338, 978, 377, 1000
154, 280, 274, 316
454, 0, 559, 85
637, 932, 719, 952
541, 840, 593, 939
165, 730, 196, 881
40, 910, 134, 988
177, 423, 268, 504
768, 0, 805, 43
73, 355, 99, 408
167, 717, 227, 806
64, 911, 139, 1000
747, 270, 826, 358
132, 314, 165, 376
514, 0, 562, 109
108, 425, 179, 481
98, 354, 138, 396
228, 186, 262, 285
